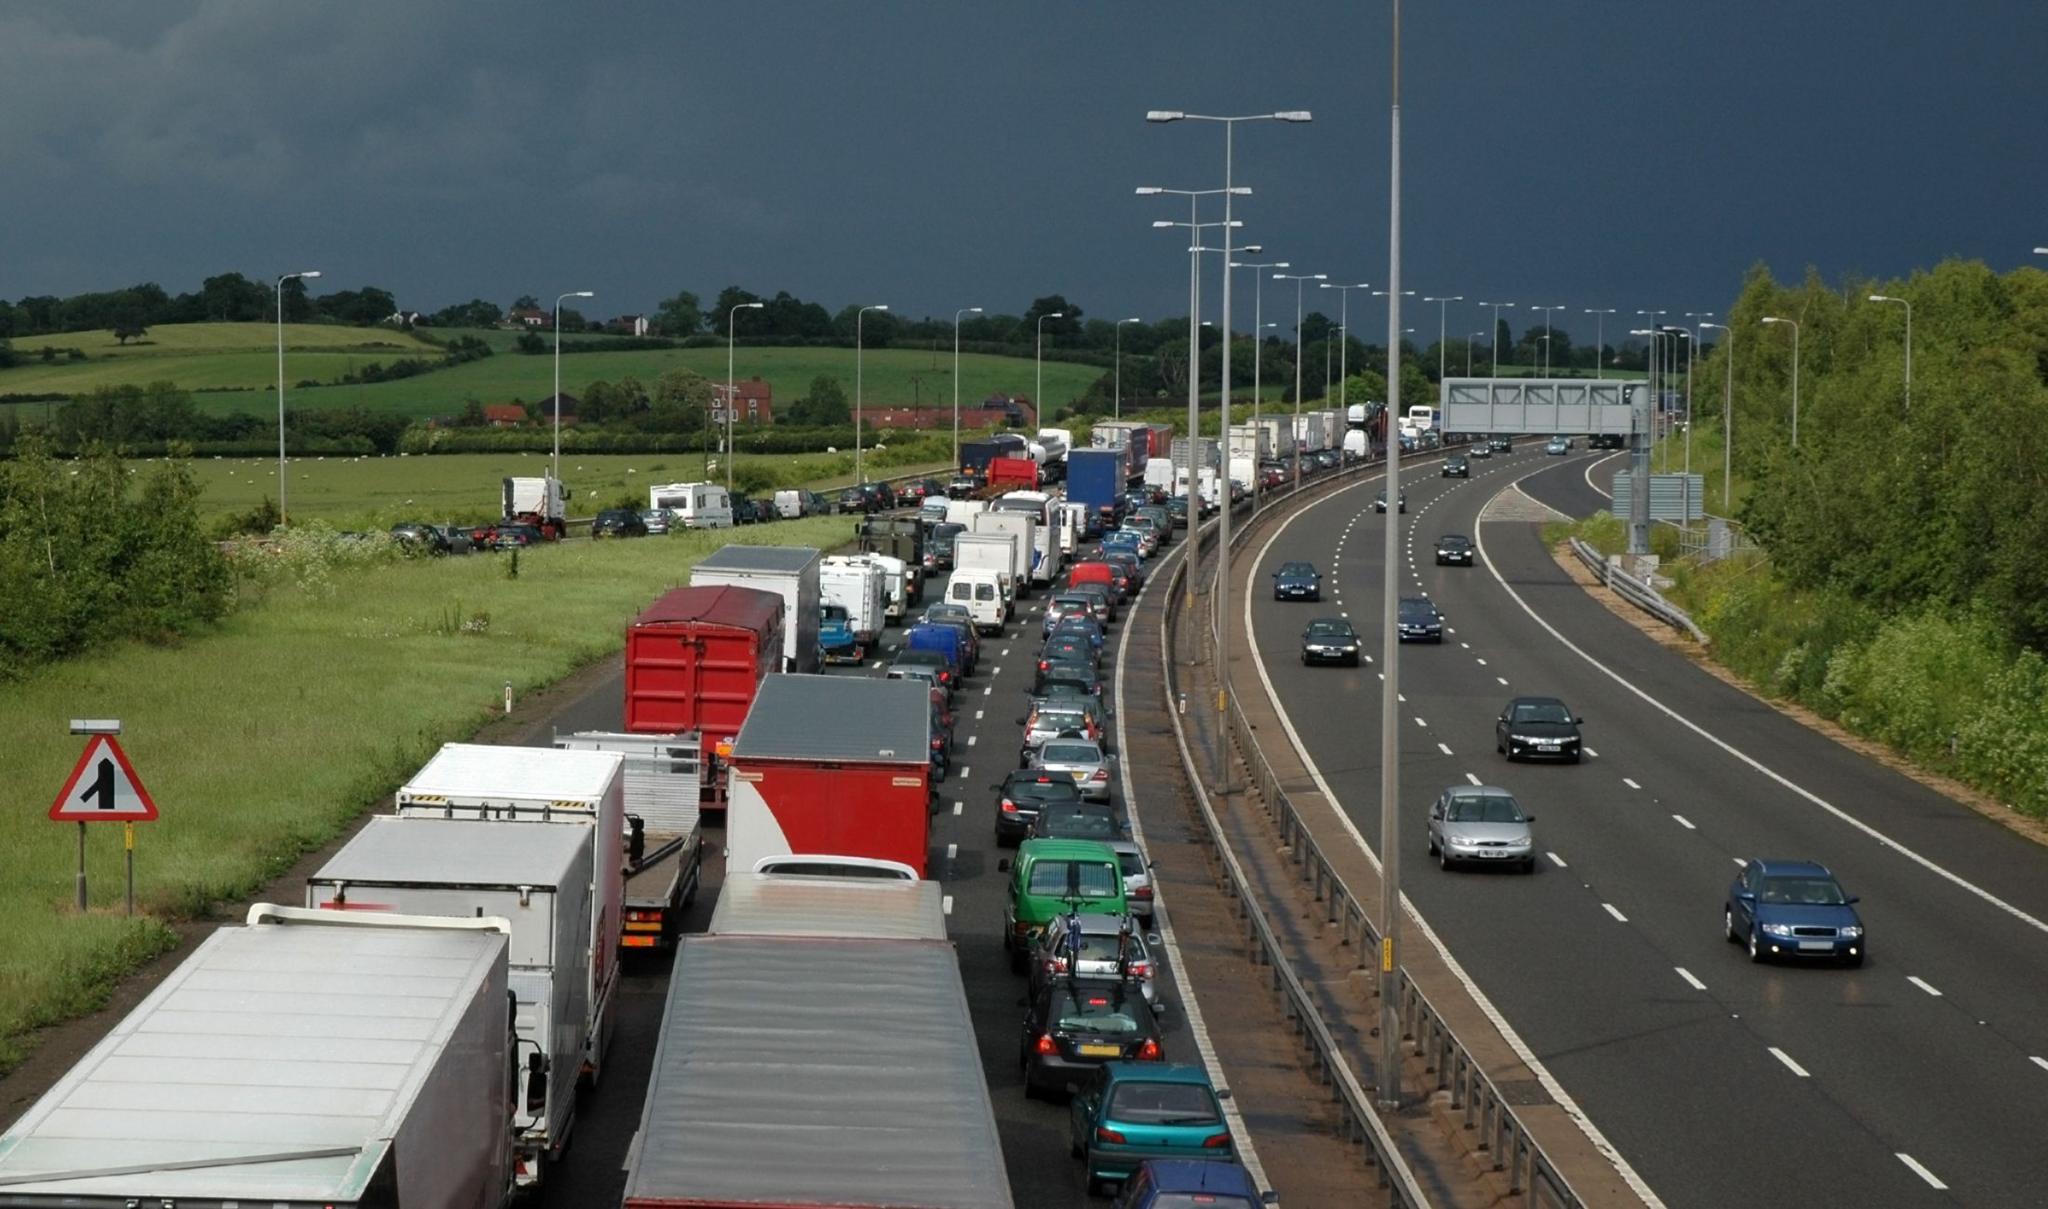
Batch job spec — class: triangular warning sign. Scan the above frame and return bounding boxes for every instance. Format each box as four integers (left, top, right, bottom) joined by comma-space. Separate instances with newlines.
49, 735, 159, 822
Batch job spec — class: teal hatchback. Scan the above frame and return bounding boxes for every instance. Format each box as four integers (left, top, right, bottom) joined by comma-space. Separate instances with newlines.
1068, 1062, 1235, 1193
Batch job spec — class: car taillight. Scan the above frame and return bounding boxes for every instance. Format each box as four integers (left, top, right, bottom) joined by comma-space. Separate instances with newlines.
1133, 886, 1153, 900
1202, 1131, 1233, 1149
1035, 1033, 1058, 1055
938, 670, 951, 682
1038, 660, 1049, 671
1001, 798, 1017, 813
1092, 769, 1109, 781
1052, 956, 1069, 973
1137, 1038, 1162, 1061
1128, 960, 1150, 977
932, 737, 944, 751
1095, 1126, 1128, 1144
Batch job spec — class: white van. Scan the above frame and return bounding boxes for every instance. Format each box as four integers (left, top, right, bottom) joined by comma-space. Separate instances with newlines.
946, 568, 1009, 635
648, 481, 733, 529
1054, 501, 1089, 555
837, 551, 908, 623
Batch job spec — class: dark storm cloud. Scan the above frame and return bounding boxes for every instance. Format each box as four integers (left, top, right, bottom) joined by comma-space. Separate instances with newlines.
3, 2, 2043, 335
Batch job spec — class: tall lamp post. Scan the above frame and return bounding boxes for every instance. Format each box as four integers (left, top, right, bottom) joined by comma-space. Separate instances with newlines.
1698, 320, 1733, 509
725, 301, 764, 492
1868, 294, 1911, 411
1659, 327, 1691, 502
1147, 108, 1312, 773
1762, 316, 1800, 447
1680, 312, 1711, 480
276, 268, 320, 525
1585, 308, 1616, 379
1636, 310, 1669, 441
1140, 184, 1250, 528
1319, 281, 1372, 417
1533, 304, 1566, 374
1275, 272, 1325, 495
1376, 0, 1405, 1107
855, 304, 889, 483
952, 306, 983, 468
1035, 311, 1065, 434
552, 289, 593, 483
1113, 316, 1142, 420
1423, 294, 1463, 383
1478, 301, 1515, 375
1467, 332, 1483, 377
1231, 256, 1289, 509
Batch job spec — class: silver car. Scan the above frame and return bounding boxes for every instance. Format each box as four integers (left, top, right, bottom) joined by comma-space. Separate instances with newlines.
1027, 911, 1161, 1009
1427, 785, 1536, 872
1041, 593, 1098, 636
639, 507, 675, 535
1112, 839, 1154, 920
1018, 708, 1104, 763
1031, 738, 1113, 802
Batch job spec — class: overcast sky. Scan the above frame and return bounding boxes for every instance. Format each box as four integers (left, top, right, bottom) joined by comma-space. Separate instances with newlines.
4, 2, 2043, 341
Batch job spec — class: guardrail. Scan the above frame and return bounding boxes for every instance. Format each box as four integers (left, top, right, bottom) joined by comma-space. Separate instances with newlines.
1567, 537, 1709, 645
1167, 450, 1591, 1208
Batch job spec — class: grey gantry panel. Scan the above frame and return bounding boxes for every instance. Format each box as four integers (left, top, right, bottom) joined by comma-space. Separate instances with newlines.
1611, 471, 1707, 521
1440, 378, 1642, 435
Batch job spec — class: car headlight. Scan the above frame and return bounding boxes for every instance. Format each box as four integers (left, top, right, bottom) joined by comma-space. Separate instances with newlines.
1761, 923, 1797, 938
1448, 838, 1478, 849
1839, 925, 1863, 938
1343, 643, 1359, 651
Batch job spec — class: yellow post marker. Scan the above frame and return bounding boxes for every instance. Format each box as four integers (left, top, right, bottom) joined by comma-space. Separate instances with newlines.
1381, 935, 1395, 973
124, 822, 135, 916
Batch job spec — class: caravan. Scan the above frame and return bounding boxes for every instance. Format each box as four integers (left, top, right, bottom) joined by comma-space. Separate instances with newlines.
648, 482, 733, 530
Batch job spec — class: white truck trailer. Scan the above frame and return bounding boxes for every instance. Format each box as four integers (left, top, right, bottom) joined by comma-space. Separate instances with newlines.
306, 819, 592, 1188
395, 743, 626, 1087
969, 510, 1041, 594
951, 531, 1019, 609
819, 555, 889, 652
0, 905, 517, 1209
689, 544, 824, 673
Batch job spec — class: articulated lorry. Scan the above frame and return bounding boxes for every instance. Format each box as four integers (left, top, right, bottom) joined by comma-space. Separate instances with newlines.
0, 905, 518, 1209
502, 475, 568, 539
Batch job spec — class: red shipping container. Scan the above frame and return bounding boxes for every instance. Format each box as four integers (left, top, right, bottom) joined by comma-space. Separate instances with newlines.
724, 675, 934, 878
624, 586, 784, 767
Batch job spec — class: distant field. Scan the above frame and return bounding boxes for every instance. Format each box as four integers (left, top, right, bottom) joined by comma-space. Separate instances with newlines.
180, 449, 952, 526
0, 322, 441, 394
1, 322, 1110, 419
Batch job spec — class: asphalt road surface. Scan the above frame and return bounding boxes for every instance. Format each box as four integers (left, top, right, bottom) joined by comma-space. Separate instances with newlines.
1237, 441, 2048, 1207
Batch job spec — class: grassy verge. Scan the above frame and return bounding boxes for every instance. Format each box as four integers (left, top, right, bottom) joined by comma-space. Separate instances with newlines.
0, 517, 848, 1072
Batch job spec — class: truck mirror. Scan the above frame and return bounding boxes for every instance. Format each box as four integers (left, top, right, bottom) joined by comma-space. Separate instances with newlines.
996, 858, 1011, 872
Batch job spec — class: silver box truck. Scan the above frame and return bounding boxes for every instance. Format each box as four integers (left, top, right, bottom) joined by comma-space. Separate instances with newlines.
689, 544, 824, 672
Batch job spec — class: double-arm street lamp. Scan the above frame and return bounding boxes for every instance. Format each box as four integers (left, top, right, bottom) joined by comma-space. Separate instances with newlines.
276, 268, 321, 525
1533, 304, 1566, 374
1423, 294, 1462, 382
1478, 301, 1515, 375
953, 306, 983, 466
1585, 308, 1617, 379
855, 304, 889, 482
1868, 294, 1912, 411
1140, 184, 1251, 517
1274, 273, 1327, 495
1319, 282, 1372, 413
1230, 256, 1289, 509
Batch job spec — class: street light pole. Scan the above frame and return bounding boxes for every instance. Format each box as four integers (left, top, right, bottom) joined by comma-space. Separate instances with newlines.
1478, 301, 1515, 376
1114, 317, 1141, 420
726, 301, 764, 493
1423, 294, 1463, 383
1868, 294, 1911, 412
1585, 309, 1616, 379
1636, 310, 1669, 442
1534, 305, 1566, 374
1320, 282, 1371, 419
276, 268, 320, 526
1680, 312, 1710, 483
1035, 311, 1065, 434
1699, 321, 1733, 510
953, 306, 983, 468
1232, 259, 1289, 509
1275, 273, 1326, 497
1377, 0, 1405, 1108
1140, 184, 1247, 528
553, 289, 593, 484
1467, 332, 1482, 377
855, 304, 889, 482
1762, 316, 1800, 447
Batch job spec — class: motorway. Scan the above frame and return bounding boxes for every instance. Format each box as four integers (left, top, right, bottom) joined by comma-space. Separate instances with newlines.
519, 521, 1237, 1208
1238, 442, 2048, 1207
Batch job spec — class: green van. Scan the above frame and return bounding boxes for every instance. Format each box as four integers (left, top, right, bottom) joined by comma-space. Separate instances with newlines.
999, 838, 1128, 972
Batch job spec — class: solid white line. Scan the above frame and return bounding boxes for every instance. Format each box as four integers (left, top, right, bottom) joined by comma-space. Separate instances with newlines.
1582, 450, 1625, 499
1437, 742, 1454, 756
1546, 851, 1568, 868
952, 801, 963, 816
1906, 975, 1943, 998
1118, 545, 1271, 1193
1895, 1153, 1948, 1190
1767, 1047, 1811, 1078
1472, 482, 2048, 942
1622, 777, 1641, 790
1675, 967, 1706, 991
1602, 903, 1629, 923
1671, 814, 1696, 830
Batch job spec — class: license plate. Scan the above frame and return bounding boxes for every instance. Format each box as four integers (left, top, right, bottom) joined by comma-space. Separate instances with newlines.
1077, 1043, 1121, 1057
1481, 850, 1509, 859
1797, 940, 1834, 951
1538, 744, 1560, 752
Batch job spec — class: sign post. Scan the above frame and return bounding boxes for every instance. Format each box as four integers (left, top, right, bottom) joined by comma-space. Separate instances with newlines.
51, 720, 159, 915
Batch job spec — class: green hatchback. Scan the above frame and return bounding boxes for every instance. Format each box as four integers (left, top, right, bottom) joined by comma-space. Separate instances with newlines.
1069, 1062, 1236, 1193
1000, 839, 1127, 972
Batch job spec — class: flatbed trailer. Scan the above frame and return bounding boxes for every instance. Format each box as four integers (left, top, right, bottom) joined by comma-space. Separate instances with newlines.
555, 731, 705, 952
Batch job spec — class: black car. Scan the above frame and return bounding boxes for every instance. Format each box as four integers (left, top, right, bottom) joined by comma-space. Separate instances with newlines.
1495, 696, 1584, 762
1271, 560, 1322, 602
1435, 534, 1475, 566
1442, 455, 1470, 478
1036, 655, 1101, 695
839, 481, 898, 513
1019, 974, 1163, 1098
492, 522, 544, 550
1028, 801, 1125, 844
890, 648, 959, 698
1469, 443, 1493, 460
1489, 436, 1512, 453
1035, 668, 1105, 704
1397, 596, 1443, 643
1300, 617, 1363, 666
994, 770, 1084, 846
1588, 433, 1626, 450
591, 508, 649, 539
1165, 496, 1190, 528
389, 521, 450, 554
1039, 635, 1101, 671
1374, 489, 1407, 514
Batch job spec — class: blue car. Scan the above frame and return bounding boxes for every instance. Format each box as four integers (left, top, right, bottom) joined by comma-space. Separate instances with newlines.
1069, 1062, 1236, 1194
1101, 531, 1144, 560
1114, 1159, 1265, 1208
1726, 859, 1865, 966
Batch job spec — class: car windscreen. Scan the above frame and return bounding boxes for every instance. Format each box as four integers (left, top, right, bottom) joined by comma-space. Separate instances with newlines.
1306, 622, 1352, 638
1399, 601, 1434, 619
1148, 1196, 1255, 1209
1054, 989, 1147, 1034
1038, 812, 1118, 840
1761, 877, 1847, 905
1026, 859, 1120, 899
1042, 743, 1101, 764
1035, 710, 1089, 731
1439, 536, 1470, 547
1106, 1081, 1221, 1125
1513, 702, 1572, 724
1010, 778, 1081, 805
1279, 563, 1313, 576
821, 605, 849, 621
1447, 794, 1525, 823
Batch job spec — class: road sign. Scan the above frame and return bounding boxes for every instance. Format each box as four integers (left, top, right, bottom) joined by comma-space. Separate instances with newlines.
49, 735, 159, 822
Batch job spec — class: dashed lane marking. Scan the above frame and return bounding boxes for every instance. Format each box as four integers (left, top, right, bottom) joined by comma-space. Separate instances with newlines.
1768, 1047, 1811, 1078
1602, 903, 1629, 923
1906, 976, 1943, 998
1896, 1154, 1947, 1191
1546, 851, 1568, 868
1671, 814, 1696, 830
1675, 967, 1707, 991
1437, 742, 1453, 756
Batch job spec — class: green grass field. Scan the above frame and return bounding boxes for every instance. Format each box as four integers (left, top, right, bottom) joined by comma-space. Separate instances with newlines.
1, 322, 1109, 419
183, 449, 954, 526
0, 516, 851, 1073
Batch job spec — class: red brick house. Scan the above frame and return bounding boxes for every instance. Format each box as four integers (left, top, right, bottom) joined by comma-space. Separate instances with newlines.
712, 377, 774, 425
480, 404, 527, 428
